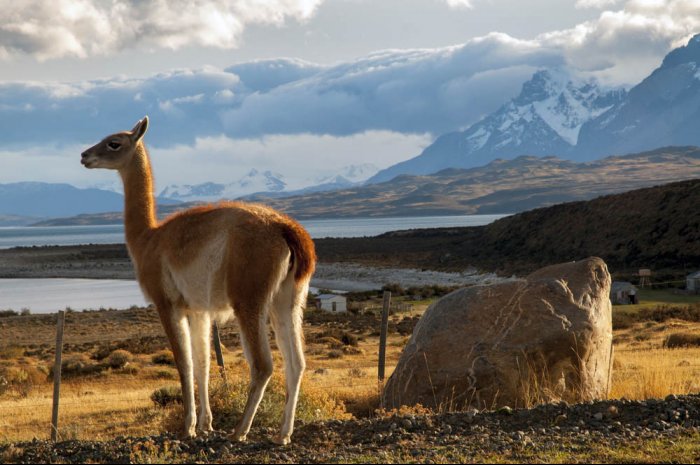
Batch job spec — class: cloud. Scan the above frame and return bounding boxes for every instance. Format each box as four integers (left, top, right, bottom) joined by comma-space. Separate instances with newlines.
222, 34, 562, 137
541, 0, 700, 83
0, 35, 562, 145
0, 0, 323, 60
576, 0, 622, 8
444, 0, 474, 8
0, 67, 245, 146
0, 0, 698, 149
0, 132, 432, 190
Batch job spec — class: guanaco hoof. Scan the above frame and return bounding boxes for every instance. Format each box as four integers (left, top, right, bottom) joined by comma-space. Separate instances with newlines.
228, 431, 247, 443
271, 434, 291, 446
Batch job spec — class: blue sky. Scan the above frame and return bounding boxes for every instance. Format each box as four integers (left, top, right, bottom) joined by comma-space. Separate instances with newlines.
1, 0, 698, 191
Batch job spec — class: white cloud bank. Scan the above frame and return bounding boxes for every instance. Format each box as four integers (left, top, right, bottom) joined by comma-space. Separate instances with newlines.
0, 0, 479, 60
1, 0, 700, 188
0, 0, 323, 60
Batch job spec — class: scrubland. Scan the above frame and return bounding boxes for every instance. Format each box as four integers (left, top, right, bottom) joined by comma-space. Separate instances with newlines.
1, 288, 700, 463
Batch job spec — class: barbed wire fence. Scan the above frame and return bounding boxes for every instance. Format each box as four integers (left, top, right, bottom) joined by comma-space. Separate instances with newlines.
0, 292, 395, 442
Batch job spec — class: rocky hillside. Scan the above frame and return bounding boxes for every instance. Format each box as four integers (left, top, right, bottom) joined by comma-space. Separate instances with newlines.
577, 34, 700, 158
316, 178, 700, 275
370, 68, 625, 182
2, 394, 700, 463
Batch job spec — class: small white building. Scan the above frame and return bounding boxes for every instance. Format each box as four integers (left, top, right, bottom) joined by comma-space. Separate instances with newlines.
687, 271, 700, 294
316, 294, 347, 313
610, 281, 638, 305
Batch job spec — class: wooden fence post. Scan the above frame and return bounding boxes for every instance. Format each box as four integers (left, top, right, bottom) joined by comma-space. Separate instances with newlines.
212, 322, 227, 383
378, 291, 392, 383
51, 310, 66, 442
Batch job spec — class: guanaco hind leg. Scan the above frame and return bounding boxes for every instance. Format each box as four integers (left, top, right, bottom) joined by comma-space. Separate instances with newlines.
228, 307, 273, 442
269, 279, 307, 445
189, 312, 213, 433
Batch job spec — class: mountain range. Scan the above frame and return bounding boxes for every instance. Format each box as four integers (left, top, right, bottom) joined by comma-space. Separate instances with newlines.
0, 183, 180, 225
34, 146, 700, 225
370, 34, 700, 183
156, 164, 378, 202
6, 36, 700, 222
244, 146, 700, 218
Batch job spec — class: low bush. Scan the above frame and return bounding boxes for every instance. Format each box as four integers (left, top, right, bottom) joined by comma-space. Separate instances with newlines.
664, 333, 700, 349
151, 350, 175, 366
151, 386, 183, 408
0, 365, 48, 398
107, 349, 133, 369
50, 354, 104, 379
614, 304, 700, 330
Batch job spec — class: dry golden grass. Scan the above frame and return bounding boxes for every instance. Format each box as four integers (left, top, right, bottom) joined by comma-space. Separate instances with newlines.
3, 299, 700, 442
610, 316, 700, 400
0, 308, 406, 442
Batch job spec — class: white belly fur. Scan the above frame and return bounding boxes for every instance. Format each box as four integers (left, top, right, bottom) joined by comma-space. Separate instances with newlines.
163, 234, 232, 314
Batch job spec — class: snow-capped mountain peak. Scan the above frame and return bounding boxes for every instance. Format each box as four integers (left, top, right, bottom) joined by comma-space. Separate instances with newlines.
369, 67, 626, 183
159, 170, 287, 202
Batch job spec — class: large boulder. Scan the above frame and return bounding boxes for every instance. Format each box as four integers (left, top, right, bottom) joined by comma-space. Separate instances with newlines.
383, 257, 613, 410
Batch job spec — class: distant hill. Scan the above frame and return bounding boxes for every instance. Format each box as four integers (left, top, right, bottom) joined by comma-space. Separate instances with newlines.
246, 146, 700, 219
316, 178, 700, 276
0, 182, 182, 221
0, 183, 127, 219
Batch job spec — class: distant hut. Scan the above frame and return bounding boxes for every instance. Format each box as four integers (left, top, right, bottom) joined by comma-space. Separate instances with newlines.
316, 294, 347, 313
610, 282, 638, 305
687, 271, 700, 294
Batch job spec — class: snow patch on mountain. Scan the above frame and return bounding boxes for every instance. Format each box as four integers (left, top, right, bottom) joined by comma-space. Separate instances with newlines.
369, 67, 627, 183
160, 169, 287, 202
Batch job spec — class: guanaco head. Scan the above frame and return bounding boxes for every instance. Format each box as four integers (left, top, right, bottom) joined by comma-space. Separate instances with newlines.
81, 116, 149, 170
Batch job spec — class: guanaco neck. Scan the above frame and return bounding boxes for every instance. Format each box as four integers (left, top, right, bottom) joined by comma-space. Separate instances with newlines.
119, 142, 157, 256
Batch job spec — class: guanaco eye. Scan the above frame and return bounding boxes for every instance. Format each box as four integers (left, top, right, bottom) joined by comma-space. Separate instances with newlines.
107, 141, 121, 151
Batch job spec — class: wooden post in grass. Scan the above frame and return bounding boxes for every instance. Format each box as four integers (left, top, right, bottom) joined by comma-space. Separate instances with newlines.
212, 322, 227, 383
378, 291, 392, 383
51, 310, 66, 442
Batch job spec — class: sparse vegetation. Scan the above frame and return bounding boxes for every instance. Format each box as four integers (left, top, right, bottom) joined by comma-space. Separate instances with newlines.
2, 290, 700, 458
151, 386, 182, 408
106, 350, 133, 369
664, 333, 700, 349
151, 350, 175, 366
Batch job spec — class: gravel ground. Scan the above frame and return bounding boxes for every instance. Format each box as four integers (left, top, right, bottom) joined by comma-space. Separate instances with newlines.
3, 394, 700, 463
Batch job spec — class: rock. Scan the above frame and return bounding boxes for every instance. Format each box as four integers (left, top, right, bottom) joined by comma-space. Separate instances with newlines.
383, 258, 613, 410
593, 412, 604, 421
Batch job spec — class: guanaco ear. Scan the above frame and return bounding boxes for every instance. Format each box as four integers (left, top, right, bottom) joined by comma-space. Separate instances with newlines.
130, 116, 149, 142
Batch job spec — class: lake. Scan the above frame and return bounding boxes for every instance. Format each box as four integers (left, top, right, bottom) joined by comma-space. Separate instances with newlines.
0, 214, 508, 313
0, 279, 148, 314
0, 214, 507, 249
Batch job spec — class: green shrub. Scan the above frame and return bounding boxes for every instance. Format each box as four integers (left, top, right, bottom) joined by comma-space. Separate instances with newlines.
151, 350, 175, 366
50, 355, 104, 379
151, 386, 183, 408
0, 366, 47, 398
107, 349, 133, 369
